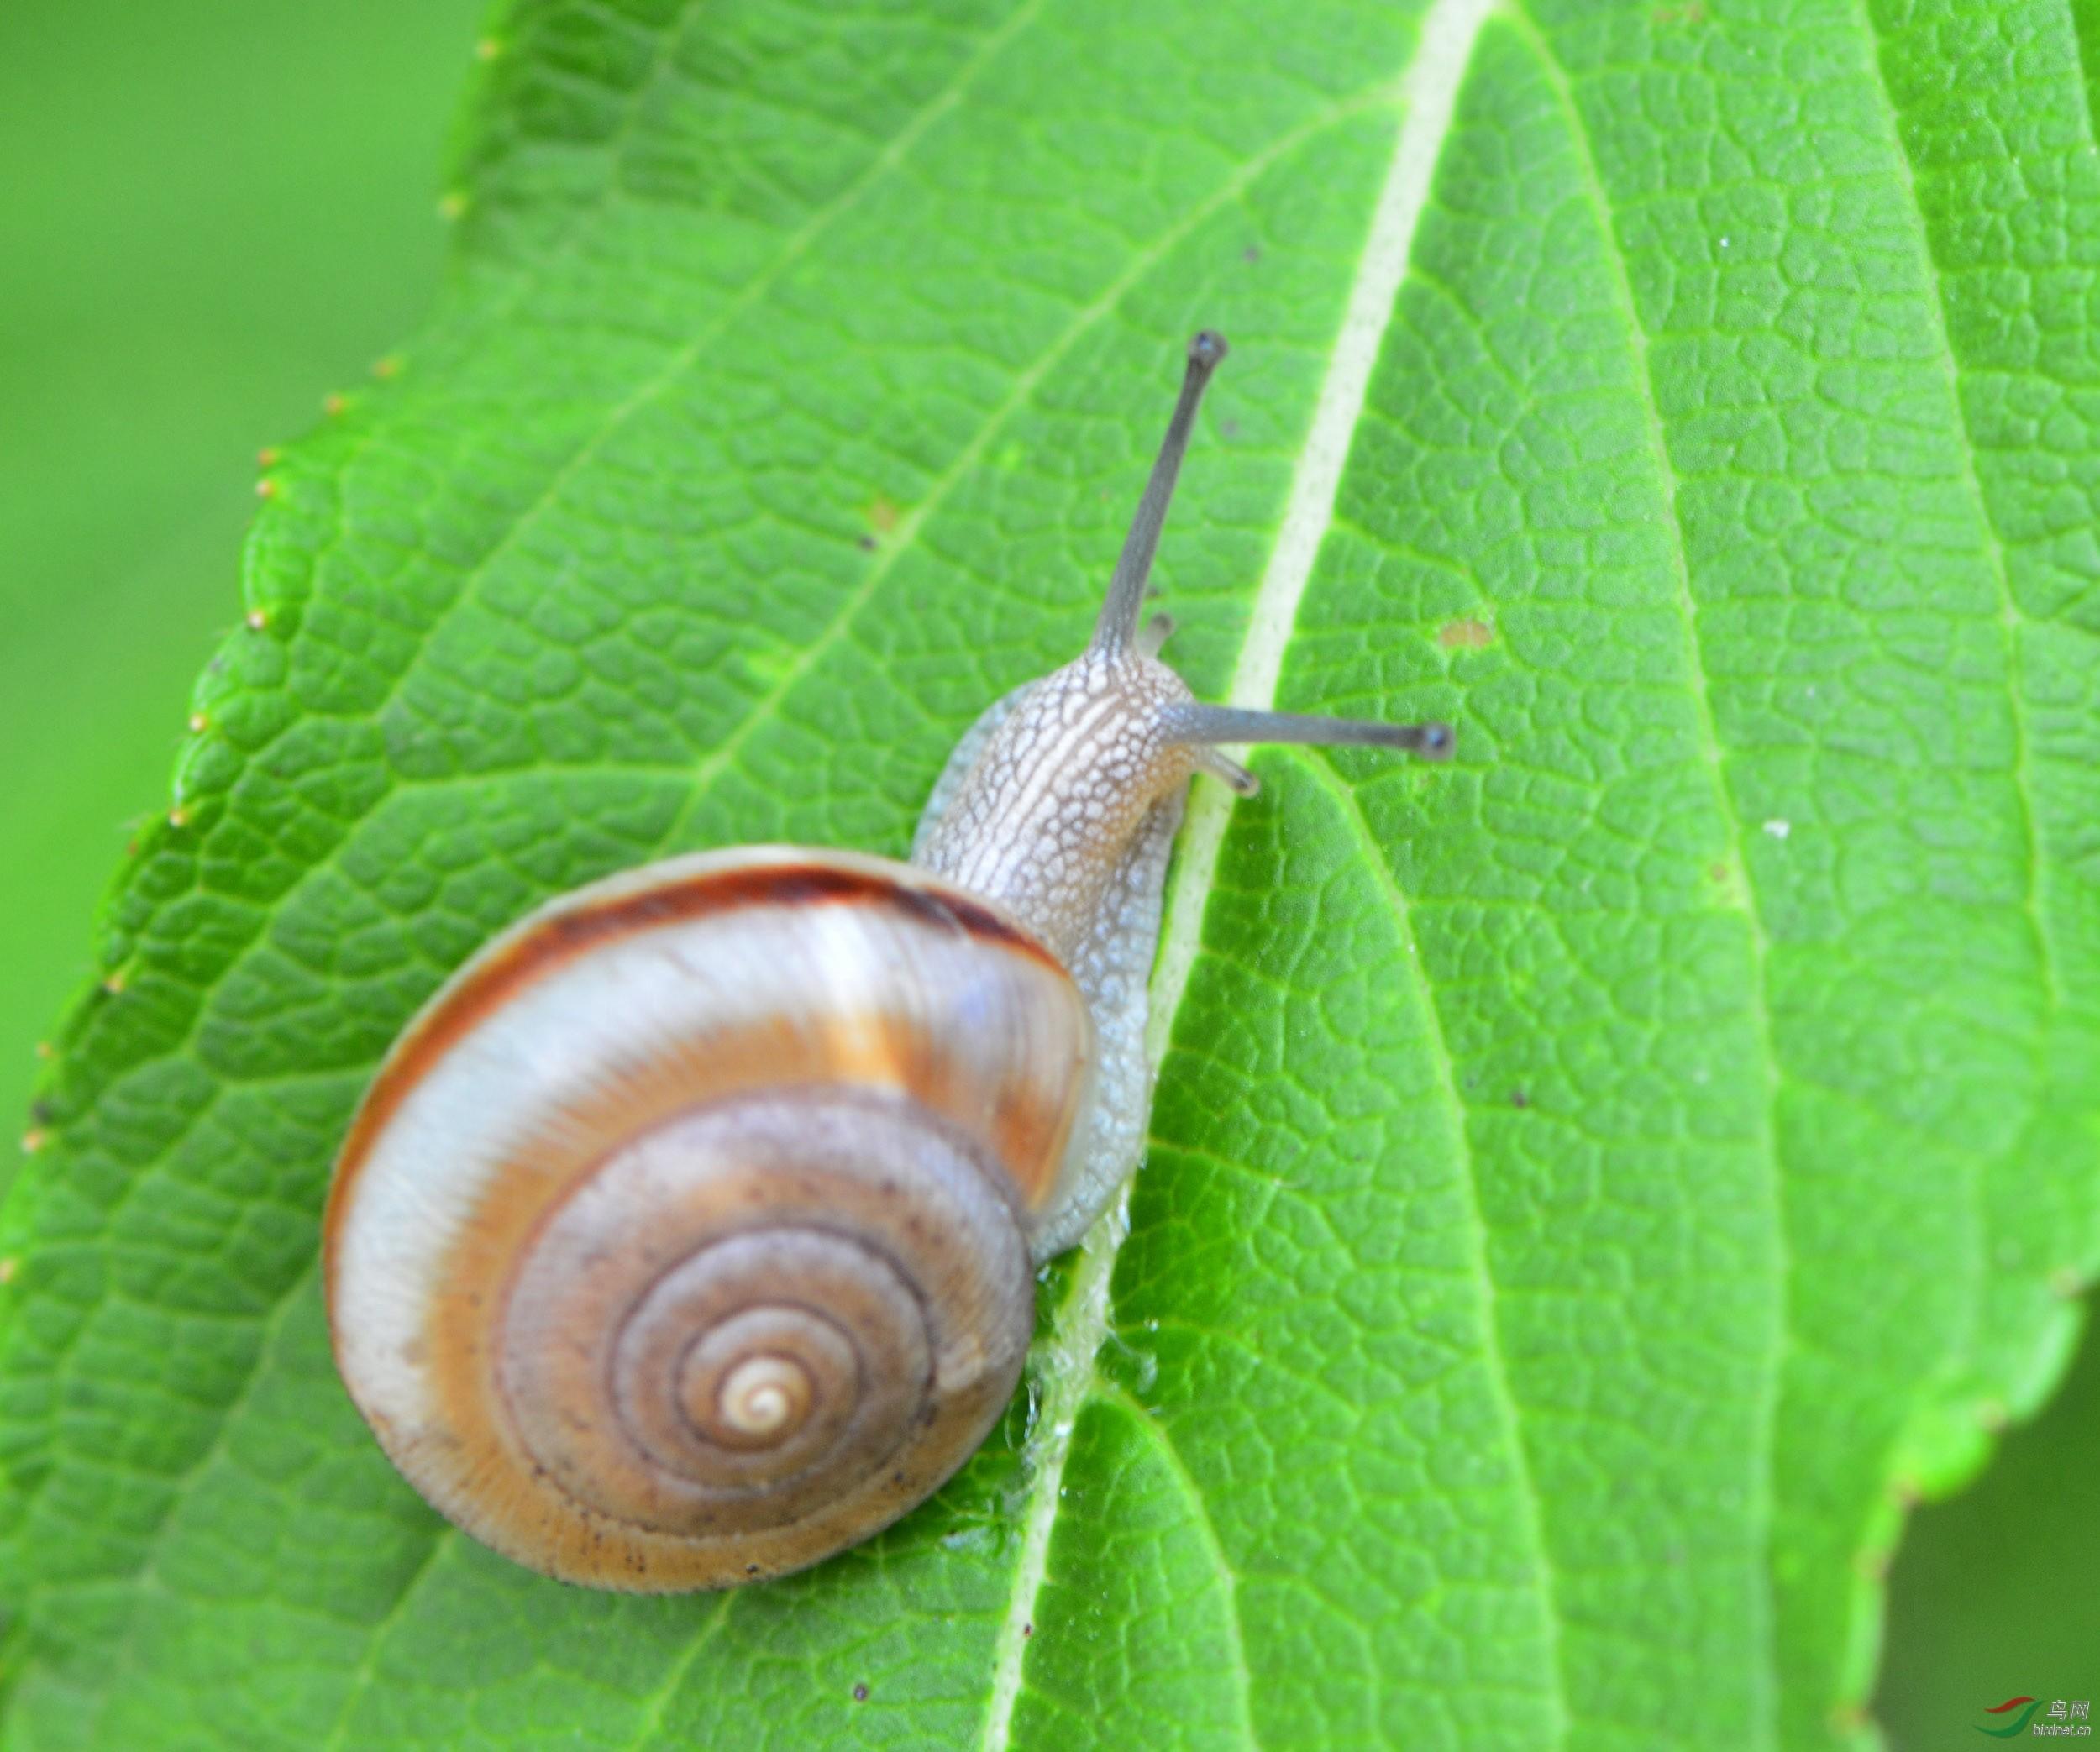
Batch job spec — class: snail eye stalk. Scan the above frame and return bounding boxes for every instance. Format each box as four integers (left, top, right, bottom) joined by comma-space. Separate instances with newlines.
1095, 333, 1456, 769
1160, 701, 1456, 763
1092, 331, 1229, 658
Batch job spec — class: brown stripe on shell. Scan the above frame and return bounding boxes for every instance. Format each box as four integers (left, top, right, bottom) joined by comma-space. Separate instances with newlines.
324, 852, 1071, 1297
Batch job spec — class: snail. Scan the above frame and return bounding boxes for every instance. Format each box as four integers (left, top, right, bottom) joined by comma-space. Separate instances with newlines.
324, 332, 1452, 1592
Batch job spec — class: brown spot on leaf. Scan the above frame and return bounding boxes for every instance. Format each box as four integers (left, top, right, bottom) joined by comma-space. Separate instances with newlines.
852, 1685, 869, 1703
866, 495, 900, 535
1438, 616, 1494, 651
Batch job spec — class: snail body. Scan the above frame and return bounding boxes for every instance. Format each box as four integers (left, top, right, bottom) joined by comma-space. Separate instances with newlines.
325, 333, 1452, 1591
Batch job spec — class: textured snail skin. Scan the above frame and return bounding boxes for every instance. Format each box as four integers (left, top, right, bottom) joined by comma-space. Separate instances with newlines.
325, 847, 1090, 1591
913, 661, 1189, 1259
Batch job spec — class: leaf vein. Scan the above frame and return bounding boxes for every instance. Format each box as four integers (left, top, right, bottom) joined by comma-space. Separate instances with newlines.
1501, 12, 1787, 1742
1295, 749, 1569, 1747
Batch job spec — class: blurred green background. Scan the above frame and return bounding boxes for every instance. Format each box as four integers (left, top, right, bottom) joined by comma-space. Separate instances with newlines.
0, 0, 485, 1148
0, 3, 2090, 1744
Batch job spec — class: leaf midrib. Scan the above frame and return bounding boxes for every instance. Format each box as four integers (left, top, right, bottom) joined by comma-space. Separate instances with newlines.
978, 4, 1520, 1747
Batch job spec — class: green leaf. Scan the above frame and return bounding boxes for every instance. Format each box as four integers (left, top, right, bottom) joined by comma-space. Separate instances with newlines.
4, 0, 2097, 1746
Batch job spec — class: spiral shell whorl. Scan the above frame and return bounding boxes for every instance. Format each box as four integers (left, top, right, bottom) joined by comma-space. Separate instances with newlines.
489, 1090, 1032, 1571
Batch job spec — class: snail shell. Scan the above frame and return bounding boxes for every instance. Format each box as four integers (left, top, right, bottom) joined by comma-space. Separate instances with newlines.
324, 846, 1091, 1591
